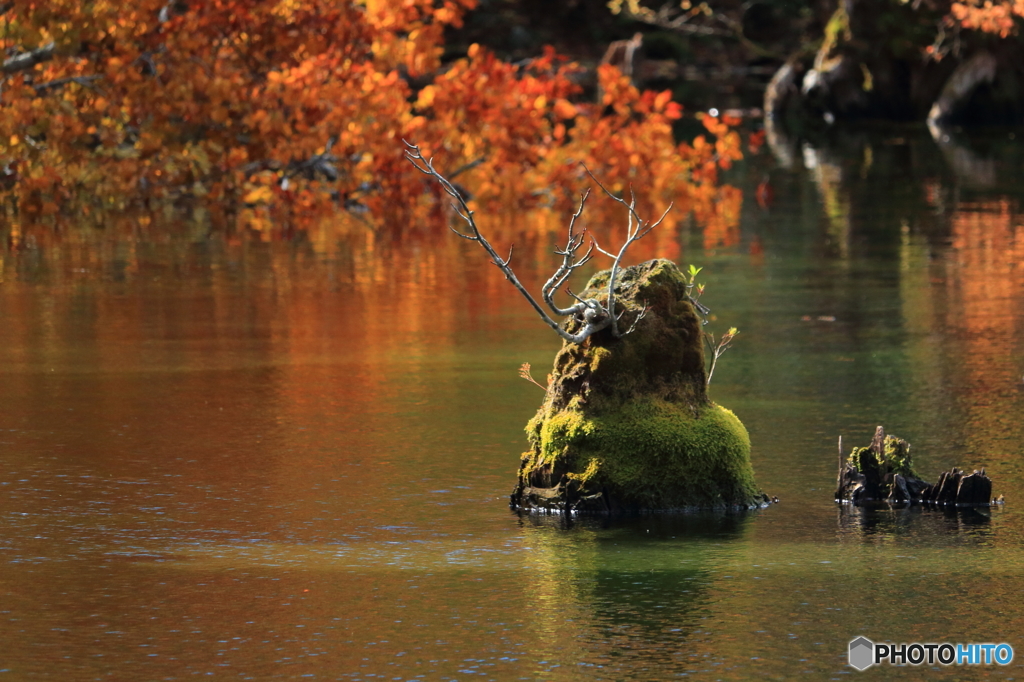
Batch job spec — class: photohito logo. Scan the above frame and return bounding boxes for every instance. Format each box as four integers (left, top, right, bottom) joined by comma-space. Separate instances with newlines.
849, 637, 1014, 670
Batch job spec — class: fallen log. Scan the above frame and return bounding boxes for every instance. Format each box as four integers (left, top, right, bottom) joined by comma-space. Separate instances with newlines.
835, 426, 999, 507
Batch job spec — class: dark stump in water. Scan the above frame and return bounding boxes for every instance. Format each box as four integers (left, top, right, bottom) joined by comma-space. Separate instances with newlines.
835, 426, 997, 507
510, 259, 768, 514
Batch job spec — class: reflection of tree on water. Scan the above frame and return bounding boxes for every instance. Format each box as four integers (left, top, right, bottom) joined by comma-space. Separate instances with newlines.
760, 127, 1024, 498
836, 504, 995, 544
771, 129, 957, 259
516, 513, 752, 676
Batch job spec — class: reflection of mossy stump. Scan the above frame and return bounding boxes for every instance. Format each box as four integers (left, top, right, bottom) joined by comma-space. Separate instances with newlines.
510, 259, 766, 514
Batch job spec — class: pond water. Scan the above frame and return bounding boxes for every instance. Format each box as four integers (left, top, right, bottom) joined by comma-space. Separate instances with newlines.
2, 128, 1024, 680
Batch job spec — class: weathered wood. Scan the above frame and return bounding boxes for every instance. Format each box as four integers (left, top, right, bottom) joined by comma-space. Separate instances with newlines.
835, 427, 997, 507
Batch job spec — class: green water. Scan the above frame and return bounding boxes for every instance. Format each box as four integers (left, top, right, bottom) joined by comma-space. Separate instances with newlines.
2, 129, 1024, 680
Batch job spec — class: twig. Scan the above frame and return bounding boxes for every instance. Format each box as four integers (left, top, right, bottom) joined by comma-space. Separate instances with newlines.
584, 165, 670, 337
542, 190, 595, 317
704, 327, 738, 386
32, 74, 102, 95
615, 2, 782, 60
2, 42, 56, 75
448, 156, 486, 181
518, 362, 548, 390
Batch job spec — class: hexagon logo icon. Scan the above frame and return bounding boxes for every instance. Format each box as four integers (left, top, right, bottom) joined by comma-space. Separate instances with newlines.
849, 636, 875, 671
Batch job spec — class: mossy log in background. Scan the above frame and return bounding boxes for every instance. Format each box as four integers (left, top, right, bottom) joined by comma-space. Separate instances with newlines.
835, 426, 996, 506
510, 259, 767, 514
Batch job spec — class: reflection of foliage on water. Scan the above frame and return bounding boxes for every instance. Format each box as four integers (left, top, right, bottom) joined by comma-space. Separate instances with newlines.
0, 195, 742, 294
516, 513, 752, 674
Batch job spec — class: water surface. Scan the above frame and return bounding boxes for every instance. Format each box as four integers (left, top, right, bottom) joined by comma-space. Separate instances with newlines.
2, 129, 1024, 680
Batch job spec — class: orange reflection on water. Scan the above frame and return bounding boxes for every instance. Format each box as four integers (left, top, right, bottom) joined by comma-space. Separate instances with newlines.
946, 198, 1024, 467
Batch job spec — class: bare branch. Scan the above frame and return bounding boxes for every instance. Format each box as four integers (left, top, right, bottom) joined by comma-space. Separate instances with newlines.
2, 42, 56, 75
543, 190, 597, 317
404, 142, 671, 345
614, 2, 782, 59
404, 140, 611, 343
447, 205, 478, 239
32, 74, 102, 95
447, 220, 477, 241
448, 156, 486, 181
583, 165, 645, 230
565, 288, 586, 304
626, 5, 729, 37
690, 296, 711, 318
581, 165, 665, 337
621, 304, 648, 336
590, 238, 617, 260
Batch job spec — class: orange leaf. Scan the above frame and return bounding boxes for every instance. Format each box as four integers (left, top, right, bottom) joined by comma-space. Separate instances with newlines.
553, 98, 577, 120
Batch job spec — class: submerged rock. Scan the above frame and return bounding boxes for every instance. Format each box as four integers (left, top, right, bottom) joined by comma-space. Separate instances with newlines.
835, 426, 996, 507
510, 259, 766, 514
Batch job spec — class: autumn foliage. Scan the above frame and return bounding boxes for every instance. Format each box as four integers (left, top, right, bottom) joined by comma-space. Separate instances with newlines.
0, 0, 743, 238
949, 0, 1024, 38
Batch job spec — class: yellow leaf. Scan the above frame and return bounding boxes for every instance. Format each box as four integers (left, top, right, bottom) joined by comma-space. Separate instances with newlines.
243, 186, 274, 204
416, 85, 436, 108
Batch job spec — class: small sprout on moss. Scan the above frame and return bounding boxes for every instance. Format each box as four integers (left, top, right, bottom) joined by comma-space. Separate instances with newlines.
518, 362, 548, 391
683, 263, 711, 320
704, 327, 739, 387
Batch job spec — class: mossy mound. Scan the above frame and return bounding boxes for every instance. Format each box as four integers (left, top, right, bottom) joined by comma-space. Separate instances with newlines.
511, 259, 766, 513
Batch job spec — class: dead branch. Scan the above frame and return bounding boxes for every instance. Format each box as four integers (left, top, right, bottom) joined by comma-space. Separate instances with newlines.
541, 190, 595, 317
613, 2, 728, 37
403, 141, 665, 344
2, 42, 56, 75
613, 2, 782, 60
285, 136, 339, 182
584, 167, 670, 337
32, 74, 102, 95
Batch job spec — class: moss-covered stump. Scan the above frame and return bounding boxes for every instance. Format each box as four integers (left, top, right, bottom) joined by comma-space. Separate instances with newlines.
510, 259, 766, 514
835, 426, 997, 506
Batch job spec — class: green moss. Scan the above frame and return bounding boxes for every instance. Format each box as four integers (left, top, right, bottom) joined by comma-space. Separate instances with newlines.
566, 458, 600, 486
568, 398, 757, 509
848, 435, 915, 478
882, 435, 915, 477
848, 446, 872, 472
525, 413, 543, 449
538, 410, 593, 466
